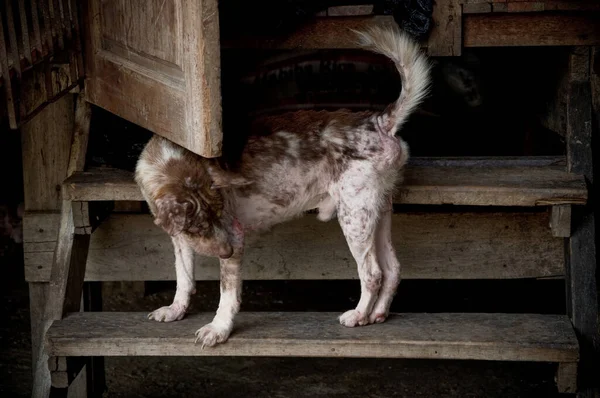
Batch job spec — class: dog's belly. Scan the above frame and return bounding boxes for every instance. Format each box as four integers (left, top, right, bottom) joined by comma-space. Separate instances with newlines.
232, 190, 329, 231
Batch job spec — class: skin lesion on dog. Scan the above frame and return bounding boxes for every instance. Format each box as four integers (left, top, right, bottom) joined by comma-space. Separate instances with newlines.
134, 25, 431, 348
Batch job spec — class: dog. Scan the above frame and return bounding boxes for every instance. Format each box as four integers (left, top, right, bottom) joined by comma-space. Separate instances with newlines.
134, 25, 431, 348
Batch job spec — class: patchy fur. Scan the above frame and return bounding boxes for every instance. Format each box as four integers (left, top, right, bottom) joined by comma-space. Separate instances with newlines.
135, 25, 431, 347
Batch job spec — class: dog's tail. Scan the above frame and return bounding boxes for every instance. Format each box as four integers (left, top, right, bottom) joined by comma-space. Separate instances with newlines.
354, 25, 431, 136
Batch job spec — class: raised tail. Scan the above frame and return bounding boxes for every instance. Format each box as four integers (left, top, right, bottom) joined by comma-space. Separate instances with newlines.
354, 25, 432, 136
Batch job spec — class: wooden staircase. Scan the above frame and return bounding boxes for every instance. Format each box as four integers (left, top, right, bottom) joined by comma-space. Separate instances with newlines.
30, 132, 587, 395
15, 1, 598, 398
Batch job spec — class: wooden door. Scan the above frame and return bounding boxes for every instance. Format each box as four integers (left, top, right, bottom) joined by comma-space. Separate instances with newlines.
83, 0, 222, 157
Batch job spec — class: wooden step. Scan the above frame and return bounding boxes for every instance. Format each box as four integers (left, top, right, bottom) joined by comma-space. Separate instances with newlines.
62, 160, 587, 206
46, 312, 578, 363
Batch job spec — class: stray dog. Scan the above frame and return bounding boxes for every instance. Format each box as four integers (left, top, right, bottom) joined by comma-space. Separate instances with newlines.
135, 26, 431, 347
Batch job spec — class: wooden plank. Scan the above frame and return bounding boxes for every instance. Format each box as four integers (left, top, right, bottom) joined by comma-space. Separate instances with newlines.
463, 3, 493, 14
21, 95, 74, 211
62, 168, 144, 202
182, 0, 222, 157
463, 13, 600, 47
327, 5, 374, 16
550, 205, 571, 238
0, 5, 18, 129
29, 282, 50, 397
45, 312, 579, 362
556, 362, 578, 394
61, 164, 588, 206
18, 0, 32, 64
428, 0, 461, 56
25, 211, 565, 282
66, 94, 91, 176
222, 13, 600, 50
564, 47, 599, 397
221, 16, 397, 50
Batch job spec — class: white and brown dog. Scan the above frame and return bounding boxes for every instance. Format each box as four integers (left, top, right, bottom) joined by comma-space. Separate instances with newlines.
135, 26, 431, 348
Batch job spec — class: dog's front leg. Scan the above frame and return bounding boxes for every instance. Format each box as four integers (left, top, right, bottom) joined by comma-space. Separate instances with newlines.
195, 251, 243, 348
148, 235, 195, 322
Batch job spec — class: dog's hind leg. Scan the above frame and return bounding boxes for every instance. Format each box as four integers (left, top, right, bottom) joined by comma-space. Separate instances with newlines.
369, 195, 400, 324
336, 173, 384, 327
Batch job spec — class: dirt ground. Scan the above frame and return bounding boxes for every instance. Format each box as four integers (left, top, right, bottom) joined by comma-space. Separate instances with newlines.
0, 242, 567, 398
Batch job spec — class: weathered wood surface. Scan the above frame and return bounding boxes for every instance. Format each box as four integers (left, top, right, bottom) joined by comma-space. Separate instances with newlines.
21, 94, 75, 398
550, 205, 572, 238
0, 0, 83, 128
45, 312, 579, 362
564, 47, 599, 397
21, 96, 74, 211
25, 211, 565, 282
428, 0, 461, 56
222, 13, 600, 50
221, 16, 398, 50
61, 164, 588, 206
556, 362, 578, 394
62, 168, 144, 202
83, 0, 223, 158
463, 13, 600, 47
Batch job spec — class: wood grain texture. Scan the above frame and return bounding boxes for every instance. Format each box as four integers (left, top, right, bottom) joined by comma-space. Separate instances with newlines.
61, 164, 588, 206
20, 95, 74, 211
45, 312, 579, 362
222, 13, 600, 50
182, 0, 223, 158
25, 211, 565, 282
428, 0, 461, 56
29, 282, 49, 398
556, 362, 578, 394
550, 205, 571, 238
84, 0, 223, 157
463, 13, 600, 47
221, 16, 397, 50
564, 47, 599, 397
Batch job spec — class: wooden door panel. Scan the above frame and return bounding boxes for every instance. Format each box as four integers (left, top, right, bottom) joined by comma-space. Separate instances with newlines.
84, 0, 222, 157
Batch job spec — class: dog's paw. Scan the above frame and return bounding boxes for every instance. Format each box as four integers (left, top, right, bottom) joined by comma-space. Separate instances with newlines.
194, 323, 231, 348
339, 309, 369, 327
368, 311, 388, 324
147, 303, 187, 322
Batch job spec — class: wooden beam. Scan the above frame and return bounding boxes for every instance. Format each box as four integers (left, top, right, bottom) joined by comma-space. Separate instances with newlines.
46, 312, 579, 363
550, 205, 572, 238
221, 13, 600, 50
428, 0, 462, 56
464, 13, 600, 48
556, 362, 578, 394
221, 16, 398, 50
564, 46, 599, 397
25, 211, 565, 282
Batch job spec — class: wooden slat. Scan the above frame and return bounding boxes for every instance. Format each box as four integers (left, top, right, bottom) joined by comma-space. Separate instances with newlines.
221, 16, 397, 50
463, 13, 600, 47
5, 0, 22, 75
24, 210, 565, 282
221, 13, 600, 50
61, 163, 588, 207
46, 312, 579, 362
18, 0, 32, 64
0, 7, 18, 129
428, 0, 462, 56
30, 0, 43, 58
21, 96, 74, 211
